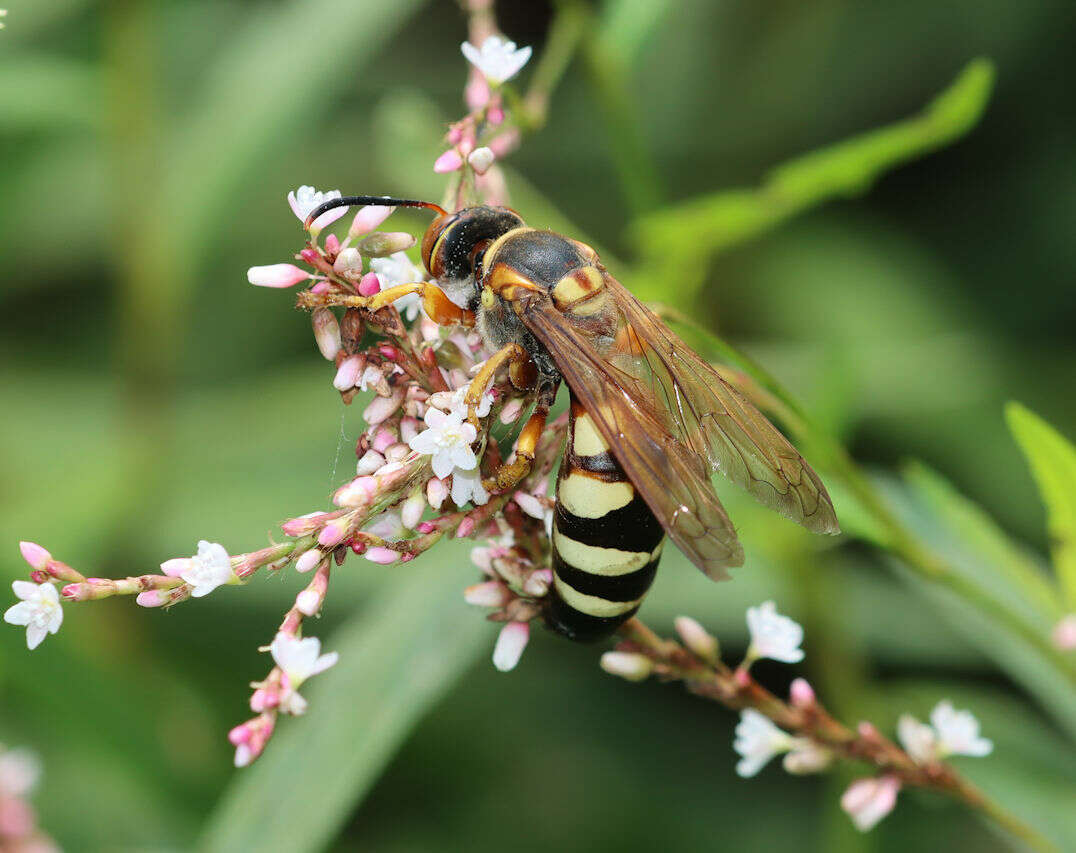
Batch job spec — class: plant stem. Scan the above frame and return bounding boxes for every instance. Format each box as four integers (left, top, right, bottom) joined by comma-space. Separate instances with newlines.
617, 619, 1059, 853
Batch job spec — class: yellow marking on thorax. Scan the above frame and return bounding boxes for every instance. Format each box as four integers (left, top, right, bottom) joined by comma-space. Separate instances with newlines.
558, 472, 633, 518
553, 574, 640, 618
553, 529, 658, 575
572, 411, 611, 457
552, 266, 608, 316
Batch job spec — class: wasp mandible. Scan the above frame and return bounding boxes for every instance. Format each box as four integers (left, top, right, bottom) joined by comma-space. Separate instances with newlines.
305, 196, 840, 642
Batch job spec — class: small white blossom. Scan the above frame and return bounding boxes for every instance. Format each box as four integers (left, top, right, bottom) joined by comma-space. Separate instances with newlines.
451, 465, 489, 507
745, 600, 804, 664
492, 621, 529, 671
270, 632, 339, 715
429, 381, 494, 420
461, 35, 532, 85
370, 252, 426, 321
841, 775, 902, 831
897, 713, 939, 763
930, 701, 993, 758
181, 540, 236, 598
782, 738, 833, 774
408, 408, 478, 479
733, 709, 794, 777
287, 185, 347, 230
4, 581, 63, 650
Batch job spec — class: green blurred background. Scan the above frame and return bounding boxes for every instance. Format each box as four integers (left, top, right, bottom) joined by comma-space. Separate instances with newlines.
2, 1, 1075, 850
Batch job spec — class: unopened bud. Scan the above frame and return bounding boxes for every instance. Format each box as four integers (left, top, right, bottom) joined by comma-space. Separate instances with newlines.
401, 492, 426, 530
358, 272, 381, 296
434, 149, 464, 173
600, 651, 653, 682
789, 677, 816, 708
365, 546, 399, 565
464, 581, 509, 607
1052, 614, 1076, 651
295, 589, 321, 616
325, 233, 341, 255
311, 308, 341, 360
357, 231, 417, 258
356, 449, 385, 475
332, 247, 363, 280
499, 398, 525, 424
492, 621, 529, 672
522, 568, 551, 597
318, 517, 350, 548
363, 389, 404, 425
19, 541, 51, 571
349, 204, 393, 237
674, 616, 719, 663
136, 589, 170, 608
468, 146, 495, 175
334, 355, 362, 390
427, 477, 448, 509
513, 491, 546, 520
247, 263, 310, 289
294, 549, 323, 574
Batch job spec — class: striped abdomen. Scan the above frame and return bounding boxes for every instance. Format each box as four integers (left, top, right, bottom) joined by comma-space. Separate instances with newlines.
547, 396, 666, 641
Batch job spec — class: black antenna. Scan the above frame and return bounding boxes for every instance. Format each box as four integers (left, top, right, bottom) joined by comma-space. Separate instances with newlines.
303, 195, 448, 229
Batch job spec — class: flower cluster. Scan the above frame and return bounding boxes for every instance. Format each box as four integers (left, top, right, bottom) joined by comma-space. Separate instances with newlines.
0, 744, 57, 852
600, 602, 995, 834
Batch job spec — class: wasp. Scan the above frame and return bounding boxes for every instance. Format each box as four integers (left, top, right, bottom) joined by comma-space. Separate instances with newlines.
305, 196, 840, 641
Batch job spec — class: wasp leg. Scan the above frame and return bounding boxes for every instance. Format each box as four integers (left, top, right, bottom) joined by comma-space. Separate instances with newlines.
482, 383, 556, 493
465, 342, 537, 426
365, 282, 475, 326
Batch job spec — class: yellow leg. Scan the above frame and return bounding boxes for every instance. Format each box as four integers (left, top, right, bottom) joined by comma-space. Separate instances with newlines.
466, 343, 534, 427
483, 395, 550, 493
366, 282, 475, 326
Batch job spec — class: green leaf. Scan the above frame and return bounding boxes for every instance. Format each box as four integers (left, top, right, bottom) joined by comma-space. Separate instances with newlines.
629, 58, 995, 299
1006, 402, 1076, 609
902, 460, 1061, 622
197, 561, 489, 853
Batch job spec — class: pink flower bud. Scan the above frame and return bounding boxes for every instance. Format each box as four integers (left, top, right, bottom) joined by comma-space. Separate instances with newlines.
499, 398, 525, 424
372, 427, 397, 454
357, 232, 417, 258
456, 517, 476, 538
247, 263, 310, 288
281, 511, 329, 537
295, 589, 321, 616
363, 389, 404, 425
228, 721, 252, 746
841, 775, 901, 832
160, 557, 192, 577
513, 491, 546, 520
384, 442, 410, 463
30, 570, 48, 583
311, 308, 341, 361
318, 518, 349, 548
136, 589, 170, 608
790, 677, 817, 708
489, 129, 520, 158
487, 105, 505, 125
464, 581, 509, 607
468, 146, 495, 175
19, 541, 51, 571
492, 621, 529, 672
300, 248, 319, 265
358, 272, 381, 296
310, 281, 330, 294
434, 149, 464, 173
295, 549, 323, 574
399, 416, 421, 443
523, 568, 551, 597
465, 75, 491, 110
427, 477, 448, 510
356, 449, 385, 475
401, 492, 426, 530
333, 355, 362, 390
1052, 614, 1076, 650
674, 616, 719, 663
600, 651, 653, 682
325, 233, 341, 255
333, 476, 378, 508
349, 205, 393, 237
365, 546, 399, 565
332, 247, 363, 280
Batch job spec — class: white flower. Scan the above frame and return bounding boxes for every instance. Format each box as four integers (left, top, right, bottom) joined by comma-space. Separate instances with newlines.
782, 738, 832, 774
288, 185, 347, 230
841, 775, 902, 831
180, 540, 236, 598
451, 465, 489, 507
745, 600, 804, 664
408, 408, 478, 479
429, 381, 494, 420
4, 581, 63, 650
733, 709, 793, 777
0, 747, 42, 797
897, 701, 992, 763
370, 252, 426, 321
930, 701, 993, 758
897, 713, 939, 763
269, 632, 339, 715
461, 35, 532, 85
